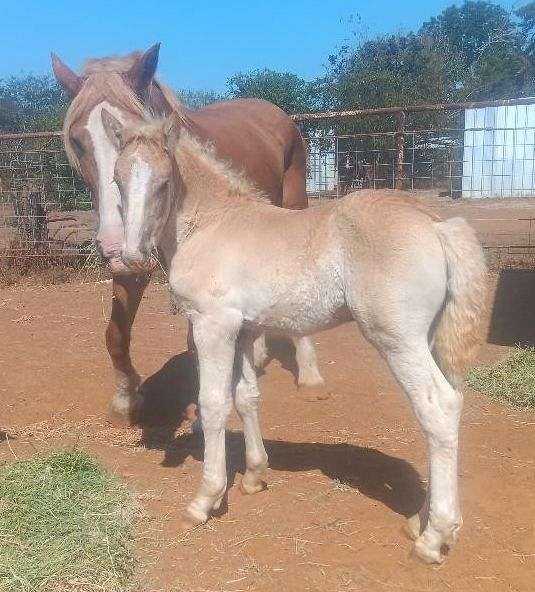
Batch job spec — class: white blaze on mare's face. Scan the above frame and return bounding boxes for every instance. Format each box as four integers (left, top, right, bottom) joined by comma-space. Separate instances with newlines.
124, 155, 152, 257
85, 101, 124, 258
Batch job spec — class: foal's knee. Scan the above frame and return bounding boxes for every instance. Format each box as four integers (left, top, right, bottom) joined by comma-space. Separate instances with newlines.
234, 383, 260, 416
200, 396, 232, 431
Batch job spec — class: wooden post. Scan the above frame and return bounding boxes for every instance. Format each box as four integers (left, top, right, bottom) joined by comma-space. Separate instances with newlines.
395, 111, 406, 190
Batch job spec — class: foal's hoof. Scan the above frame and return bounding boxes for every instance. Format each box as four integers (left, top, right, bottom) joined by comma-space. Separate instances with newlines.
296, 384, 332, 402
412, 538, 446, 564
177, 509, 206, 531
240, 476, 267, 495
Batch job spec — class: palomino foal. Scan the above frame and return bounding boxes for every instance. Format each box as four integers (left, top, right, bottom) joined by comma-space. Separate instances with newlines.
104, 112, 487, 564
52, 45, 325, 422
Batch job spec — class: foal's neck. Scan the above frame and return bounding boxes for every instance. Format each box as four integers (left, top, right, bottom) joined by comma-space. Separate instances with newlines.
174, 133, 261, 217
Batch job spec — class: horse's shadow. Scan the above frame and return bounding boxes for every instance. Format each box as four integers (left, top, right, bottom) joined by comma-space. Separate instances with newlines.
163, 432, 425, 518
136, 351, 425, 518
136, 337, 300, 432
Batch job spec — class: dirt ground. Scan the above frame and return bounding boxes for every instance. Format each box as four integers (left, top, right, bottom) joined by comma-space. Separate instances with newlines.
1, 270, 534, 592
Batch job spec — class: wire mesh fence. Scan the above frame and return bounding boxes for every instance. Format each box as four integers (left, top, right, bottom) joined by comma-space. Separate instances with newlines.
1, 97, 535, 262
0, 132, 93, 258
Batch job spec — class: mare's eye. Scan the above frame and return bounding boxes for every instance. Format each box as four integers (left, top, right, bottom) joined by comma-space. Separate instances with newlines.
72, 137, 84, 155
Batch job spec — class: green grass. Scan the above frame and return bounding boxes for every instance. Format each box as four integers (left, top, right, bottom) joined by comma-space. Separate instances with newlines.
467, 346, 535, 409
0, 450, 136, 592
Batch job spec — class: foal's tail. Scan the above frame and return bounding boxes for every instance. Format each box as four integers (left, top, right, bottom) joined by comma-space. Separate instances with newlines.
432, 218, 487, 388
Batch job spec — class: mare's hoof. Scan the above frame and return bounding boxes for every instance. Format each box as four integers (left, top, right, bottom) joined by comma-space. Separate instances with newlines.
107, 406, 138, 427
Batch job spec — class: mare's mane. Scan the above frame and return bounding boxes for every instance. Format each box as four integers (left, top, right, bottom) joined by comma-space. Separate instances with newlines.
62, 53, 188, 173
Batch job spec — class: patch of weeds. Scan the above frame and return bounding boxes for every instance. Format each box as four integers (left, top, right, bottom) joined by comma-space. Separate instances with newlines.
467, 346, 535, 409
0, 450, 137, 591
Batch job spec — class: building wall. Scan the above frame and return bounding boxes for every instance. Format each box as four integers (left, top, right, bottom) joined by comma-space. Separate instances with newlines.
462, 103, 535, 198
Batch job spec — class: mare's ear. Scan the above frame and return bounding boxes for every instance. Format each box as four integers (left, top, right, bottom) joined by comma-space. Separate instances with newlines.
101, 108, 124, 150
51, 53, 83, 97
125, 42, 161, 93
163, 112, 182, 153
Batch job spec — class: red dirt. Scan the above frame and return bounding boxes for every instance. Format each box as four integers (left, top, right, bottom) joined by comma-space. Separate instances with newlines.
1, 276, 535, 592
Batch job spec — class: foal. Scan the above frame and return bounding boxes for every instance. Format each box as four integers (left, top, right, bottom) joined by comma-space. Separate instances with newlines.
103, 112, 487, 564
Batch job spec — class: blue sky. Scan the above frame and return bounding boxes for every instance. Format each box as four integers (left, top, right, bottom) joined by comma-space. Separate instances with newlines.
3, 0, 516, 91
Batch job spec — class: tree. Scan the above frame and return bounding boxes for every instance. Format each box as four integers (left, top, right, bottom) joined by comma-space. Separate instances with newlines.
323, 33, 463, 134
176, 88, 223, 109
420, 1, 533, 100
515, 1, 535, 57
0, 74, 67, 132
227, 69, 315, 114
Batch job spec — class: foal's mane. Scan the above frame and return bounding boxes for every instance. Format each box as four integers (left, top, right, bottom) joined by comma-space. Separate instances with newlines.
176, 131, 269, 204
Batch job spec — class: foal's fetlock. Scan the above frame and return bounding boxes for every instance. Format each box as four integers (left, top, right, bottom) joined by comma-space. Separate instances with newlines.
413, 533, 445, 564
240, 457, 268, 495
179, 506, 207, 531
412, 516, 462, 564
240, 470, 267, 495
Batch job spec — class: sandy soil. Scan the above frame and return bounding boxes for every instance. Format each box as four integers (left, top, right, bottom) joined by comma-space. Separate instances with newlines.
1, 274, 534, 592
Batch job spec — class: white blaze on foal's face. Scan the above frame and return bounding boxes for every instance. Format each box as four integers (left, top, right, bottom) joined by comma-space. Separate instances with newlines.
117, 143, 173, 270
100, 110, 180, 272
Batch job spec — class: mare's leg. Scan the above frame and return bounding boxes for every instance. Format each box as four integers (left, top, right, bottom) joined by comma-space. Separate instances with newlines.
293, 336, 325, 388
107, 273, 149, 422
280, 141, 327, 390
184, 312, 240, 526
234, 333, 269, 494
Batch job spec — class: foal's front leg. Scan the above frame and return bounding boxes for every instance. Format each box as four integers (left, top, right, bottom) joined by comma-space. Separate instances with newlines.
184, 313, 239, 526
106, 274, 149, 423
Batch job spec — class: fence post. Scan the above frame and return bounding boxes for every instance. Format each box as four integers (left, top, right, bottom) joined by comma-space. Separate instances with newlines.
395, 111, 406, 190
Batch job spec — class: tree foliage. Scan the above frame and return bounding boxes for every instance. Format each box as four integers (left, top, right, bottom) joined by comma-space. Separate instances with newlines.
227, 69, 316, 114
420, 1, 533, 100
2, 1, 535, 134
0, 74, 67, 132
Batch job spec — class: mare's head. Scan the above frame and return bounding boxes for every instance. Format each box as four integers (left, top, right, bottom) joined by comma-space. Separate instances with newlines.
51, 44, 163, 272
100, 110, 181, 272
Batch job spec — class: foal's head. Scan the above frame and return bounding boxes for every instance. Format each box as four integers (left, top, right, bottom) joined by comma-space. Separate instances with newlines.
101, 110, 181, 272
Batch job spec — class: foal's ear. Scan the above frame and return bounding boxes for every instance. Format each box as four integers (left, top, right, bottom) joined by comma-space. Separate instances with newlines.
163, 112, 182, 153
101, 109, 124, 150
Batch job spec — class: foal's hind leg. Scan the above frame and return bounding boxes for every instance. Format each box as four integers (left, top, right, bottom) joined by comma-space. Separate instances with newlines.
106, 274, 149, 423
234, 333, 269, 494
384, 341, 463, 563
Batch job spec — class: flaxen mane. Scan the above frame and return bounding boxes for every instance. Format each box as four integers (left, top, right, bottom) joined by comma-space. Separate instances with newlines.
62, 71, 148, 172
177, 131, 268, 203
62, 54, 189, 174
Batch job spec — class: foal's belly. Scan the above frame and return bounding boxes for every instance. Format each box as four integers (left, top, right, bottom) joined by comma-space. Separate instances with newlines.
241, 267, 350, 336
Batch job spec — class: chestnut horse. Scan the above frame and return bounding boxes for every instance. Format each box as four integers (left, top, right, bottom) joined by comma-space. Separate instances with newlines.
51, 44, 325, 421
105, 112, 487, 564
